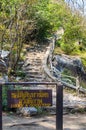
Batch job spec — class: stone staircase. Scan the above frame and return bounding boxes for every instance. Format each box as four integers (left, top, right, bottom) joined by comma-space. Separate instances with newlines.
22, 43, 49, 83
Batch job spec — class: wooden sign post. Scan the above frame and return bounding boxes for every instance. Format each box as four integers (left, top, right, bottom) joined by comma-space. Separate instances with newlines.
0, 85, 2, 130
56, 84, 63, 130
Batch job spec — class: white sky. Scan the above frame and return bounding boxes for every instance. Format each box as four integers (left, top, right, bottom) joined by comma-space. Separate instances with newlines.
65, 0, 86, 15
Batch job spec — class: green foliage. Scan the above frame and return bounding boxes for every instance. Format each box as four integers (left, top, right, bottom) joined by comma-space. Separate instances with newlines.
1, 0, 86, 73
61, 68, 76, 85
81, 57, 86, 72
15, 70, 26, 78
36, 17, 52, 41
55, 40, 61, 47
2, 86, 8, 110
61, 42, 74, 54
62, 68, 72, 76
0, 0, 38, 72
34, 1, 64, 40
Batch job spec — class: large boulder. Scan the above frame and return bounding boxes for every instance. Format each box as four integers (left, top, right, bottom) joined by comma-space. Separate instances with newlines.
17, 107, 38, 116
0, 50, 9, 73
53, 54, 85, 77
0, 59, 7, 73
0, 50, 9, 59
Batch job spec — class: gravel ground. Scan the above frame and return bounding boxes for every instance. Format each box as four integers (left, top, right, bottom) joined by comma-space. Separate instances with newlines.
3, 113, 86, 130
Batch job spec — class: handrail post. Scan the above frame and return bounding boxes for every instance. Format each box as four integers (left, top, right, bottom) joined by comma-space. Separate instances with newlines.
56, 84, 63, 130
0, 85, 2, 130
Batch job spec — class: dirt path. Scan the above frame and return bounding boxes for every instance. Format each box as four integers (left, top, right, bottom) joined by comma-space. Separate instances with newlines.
3, 113, 86, 130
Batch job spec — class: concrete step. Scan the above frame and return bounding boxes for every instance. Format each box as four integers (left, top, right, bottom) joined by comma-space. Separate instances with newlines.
26, 71, 42, 75
23, 43, 49, 83
23, 66, 41, 71
25, 78, 44, 82
26, 74, 44, 79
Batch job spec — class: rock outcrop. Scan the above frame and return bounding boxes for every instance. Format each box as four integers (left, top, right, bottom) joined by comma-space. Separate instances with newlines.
0, 50, 9, 74
0, 59, 7, 73
53, 54, 85, 77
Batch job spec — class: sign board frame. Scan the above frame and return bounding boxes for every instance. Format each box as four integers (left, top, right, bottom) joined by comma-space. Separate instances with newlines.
0, 82, 63, 130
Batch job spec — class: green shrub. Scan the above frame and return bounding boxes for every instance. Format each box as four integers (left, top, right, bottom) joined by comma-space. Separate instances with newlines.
2, 86, 8, 111
55, 40, 61, 47
81, 57, 86, 72
60, 41, 81, 55
61, 42, 74, 54
62, 69, 72, 75
16, 70, 26, 78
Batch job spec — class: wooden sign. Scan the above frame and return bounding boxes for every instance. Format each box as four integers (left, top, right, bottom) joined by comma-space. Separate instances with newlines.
7, 89, 52, 108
